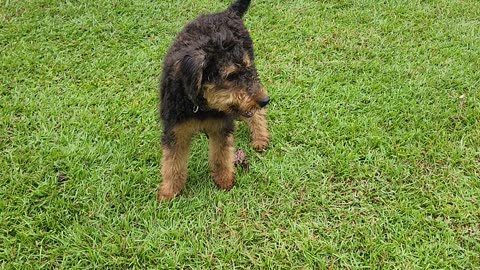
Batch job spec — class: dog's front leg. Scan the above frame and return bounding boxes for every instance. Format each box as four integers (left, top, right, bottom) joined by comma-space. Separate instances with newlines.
207, 130, 235, 191
244, 108, 270, 152
158, 137, 192, 202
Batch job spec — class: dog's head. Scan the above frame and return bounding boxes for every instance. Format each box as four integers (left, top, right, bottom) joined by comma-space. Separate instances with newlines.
176, 26, 269, 118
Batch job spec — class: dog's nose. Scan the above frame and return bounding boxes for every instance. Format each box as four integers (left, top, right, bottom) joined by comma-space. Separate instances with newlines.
257, 96, 270, 108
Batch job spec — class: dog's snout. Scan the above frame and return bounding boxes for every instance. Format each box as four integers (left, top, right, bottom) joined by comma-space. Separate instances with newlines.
257, 96, 270, 108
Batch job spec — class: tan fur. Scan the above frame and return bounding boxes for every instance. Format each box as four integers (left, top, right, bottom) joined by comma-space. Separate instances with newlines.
206, 130, 235, 190
202, 84, 267, 117
222, 65, 240, 78
158, 119, 239, 201
158, 121, 202, 201
158, 146, 190, 201
243, 52, 252, 67
242, 108, 270, 151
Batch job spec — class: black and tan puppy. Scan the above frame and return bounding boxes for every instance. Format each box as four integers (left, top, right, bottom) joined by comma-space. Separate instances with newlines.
158, 0, 270, 201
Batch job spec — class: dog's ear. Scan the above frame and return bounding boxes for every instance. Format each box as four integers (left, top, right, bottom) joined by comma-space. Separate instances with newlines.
179, 51, 206, 105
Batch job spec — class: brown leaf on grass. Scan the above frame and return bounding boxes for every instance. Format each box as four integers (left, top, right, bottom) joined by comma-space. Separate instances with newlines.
233, 149, 249, 170
57, 172, 68, 184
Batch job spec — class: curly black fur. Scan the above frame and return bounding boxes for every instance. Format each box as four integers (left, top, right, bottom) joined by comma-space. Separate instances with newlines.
159, 0, 265, 146
157, 0, 270, 201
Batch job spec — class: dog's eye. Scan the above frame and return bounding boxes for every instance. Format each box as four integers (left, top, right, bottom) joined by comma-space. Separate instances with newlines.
225, 73, 240, 82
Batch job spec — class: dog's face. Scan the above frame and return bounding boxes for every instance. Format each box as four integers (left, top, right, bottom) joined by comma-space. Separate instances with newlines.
177, 41, 269, 118
201, 45, 269, 118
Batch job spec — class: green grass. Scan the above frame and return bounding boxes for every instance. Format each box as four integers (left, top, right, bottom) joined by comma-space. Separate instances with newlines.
1, 0, 479, 268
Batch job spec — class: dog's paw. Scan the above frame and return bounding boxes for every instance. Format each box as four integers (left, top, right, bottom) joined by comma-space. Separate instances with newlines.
252, 140, 269, 152
214, 175, 235, 191
157, 187, 178, 202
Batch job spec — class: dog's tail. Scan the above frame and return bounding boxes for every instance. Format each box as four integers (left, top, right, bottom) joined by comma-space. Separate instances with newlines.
228, 0, 251, 17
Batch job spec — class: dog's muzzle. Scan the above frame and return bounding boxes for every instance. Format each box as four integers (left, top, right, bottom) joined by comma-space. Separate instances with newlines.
257, 96, 270, 108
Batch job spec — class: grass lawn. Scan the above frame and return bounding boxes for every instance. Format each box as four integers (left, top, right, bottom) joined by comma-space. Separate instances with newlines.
1, 0, 480, 268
